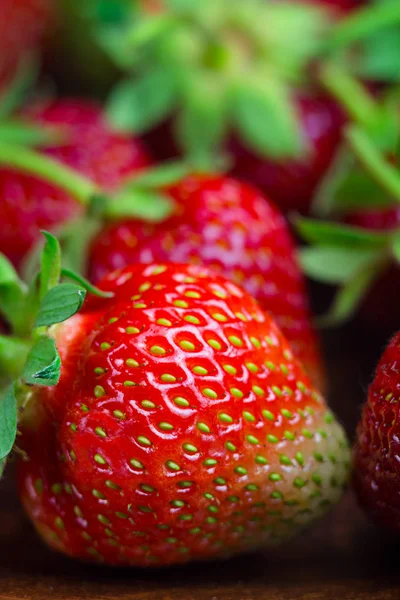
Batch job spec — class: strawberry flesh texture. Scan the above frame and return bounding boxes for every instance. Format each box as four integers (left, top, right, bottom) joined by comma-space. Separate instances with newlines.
304, 0, 366, 14
354, 330, 400, 531
230, 95, 345, 214
18, 263, 349, 566
0, 99, 151, 269
89, 174, 324, 390
0, 0, 52, 90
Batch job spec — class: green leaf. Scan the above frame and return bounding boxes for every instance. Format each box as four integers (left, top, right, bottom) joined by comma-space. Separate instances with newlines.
39, 232, 61, 301
0, 121, 67, 148
357, 27, 400, 82
313, 148, 392, 217
22, 337, 61, 387
233, 78, 303, 159
300, 246, 381, 285
61, 268, 114, 299
295, 217, 389, 249
0, 254, 19, 285
106, 188, 174, 222
0, 386, 17, 460
0, 255, 28, 336
129, 162, 190, 189
318, 261, 386, 326
392, 232, 400, 264
35, 284, 86, 328
175, 73, 227, 163
346, 125, 400, 203
0, 57, 38, 119
107, 70, 177, 133
59, 217, 103, 276
0, 335, 31, 379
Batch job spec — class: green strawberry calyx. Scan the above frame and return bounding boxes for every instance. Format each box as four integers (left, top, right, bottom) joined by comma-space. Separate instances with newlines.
0, 232, 113, 475
99, 0, 330, 162
297, 109, 400, 326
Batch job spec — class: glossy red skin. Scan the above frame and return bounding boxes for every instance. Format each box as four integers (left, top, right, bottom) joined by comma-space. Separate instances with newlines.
345, 208, 400, 333
0, 0, 52, 90
230, 96, 344, 214
354, 331, 400, 531
0, 99, 151, 269
18, 264, 348, 566
89, 174, 324, 390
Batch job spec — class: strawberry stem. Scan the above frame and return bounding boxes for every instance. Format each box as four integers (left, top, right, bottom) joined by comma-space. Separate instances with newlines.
0, 143, 99, 205
346, 125, 400, 204
320, 63, 380, 129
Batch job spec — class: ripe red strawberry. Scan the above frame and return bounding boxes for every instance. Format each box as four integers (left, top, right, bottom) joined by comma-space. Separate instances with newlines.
89, 174, 325, 390
0, 99, 151, 269
17, 262, 349, 566
0, 0, 52, 90
230, 95, 344, 214
354, 330, 400, 531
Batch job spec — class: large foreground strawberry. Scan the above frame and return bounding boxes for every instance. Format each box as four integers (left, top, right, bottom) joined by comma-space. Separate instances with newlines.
0, 238, 350, 566
89, 174, 325, 390
0, 98, 151, 269
354, 331, 400, 531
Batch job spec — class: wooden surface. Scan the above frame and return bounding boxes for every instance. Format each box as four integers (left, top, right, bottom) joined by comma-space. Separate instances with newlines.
1, 323, 399, 600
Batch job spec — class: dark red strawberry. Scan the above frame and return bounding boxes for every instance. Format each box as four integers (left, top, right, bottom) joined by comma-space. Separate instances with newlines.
16, 262, 349, 566
354, 330, 400, 531
0, 99, 151, 268
0, 0, 52, 90
230, 95, 344, 214
89, 174, 325, 390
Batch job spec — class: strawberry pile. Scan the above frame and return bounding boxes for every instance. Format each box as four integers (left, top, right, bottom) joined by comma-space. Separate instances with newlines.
4, 0, 400, 572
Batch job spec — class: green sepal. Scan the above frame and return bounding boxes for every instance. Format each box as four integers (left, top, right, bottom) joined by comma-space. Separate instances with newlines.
317, 260, 386, 327
299, 246, 381, 285
232, 78, 303, 159
130, 162, 191, 188
39, 232, 61, 301
0, 57, 38, 119
0, 121, 67, 148
0, 385, 17, 461
61, 268, 114, 299
312, 146, 392, 217
22, 337, 61, 387
107, 70, 177, 133
392, 232, 400, 264
346, 125, 400, 204
0, 254, 28, 335
0, 336, 31, 379
175, 73, 228, 164
34, 284, 86, 328
59, 217, 103, 275
105, 188, 174, 222
295, 217, 389, 249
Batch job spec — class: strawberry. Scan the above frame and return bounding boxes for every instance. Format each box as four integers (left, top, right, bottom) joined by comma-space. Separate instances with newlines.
354, 330, 400, 531
5, 250, 349, 566
0, 0, 52, 90
88, 174, 325, 390
0, 99, 151, 269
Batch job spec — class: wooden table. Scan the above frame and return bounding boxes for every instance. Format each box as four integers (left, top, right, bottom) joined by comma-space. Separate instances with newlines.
1, 324, 399, 600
